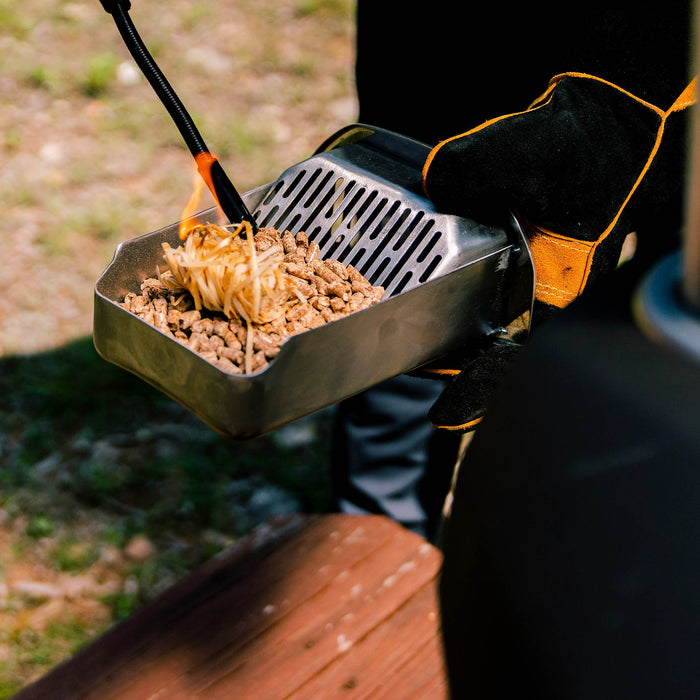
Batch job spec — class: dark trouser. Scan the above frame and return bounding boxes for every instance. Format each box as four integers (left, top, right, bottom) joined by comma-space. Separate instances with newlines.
331, 374, 460, 541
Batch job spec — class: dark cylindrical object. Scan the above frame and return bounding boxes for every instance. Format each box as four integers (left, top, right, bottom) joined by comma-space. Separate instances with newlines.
207, 159, 258, 231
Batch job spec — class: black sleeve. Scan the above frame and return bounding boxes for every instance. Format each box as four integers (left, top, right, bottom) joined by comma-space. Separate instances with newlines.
355, 2, 691, 144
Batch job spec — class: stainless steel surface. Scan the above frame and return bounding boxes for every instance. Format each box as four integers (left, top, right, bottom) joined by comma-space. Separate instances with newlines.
635, 253, 700, 359
94, 126, 534, 438
253, 125, 502, 297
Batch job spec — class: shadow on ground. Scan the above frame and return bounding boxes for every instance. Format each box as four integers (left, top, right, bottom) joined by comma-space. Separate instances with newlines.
0, 335, 333, 542
0, 336, 334, 696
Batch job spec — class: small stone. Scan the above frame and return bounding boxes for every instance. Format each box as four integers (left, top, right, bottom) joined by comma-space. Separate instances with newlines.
124, 535, 155, 562
116, 60, 141, 86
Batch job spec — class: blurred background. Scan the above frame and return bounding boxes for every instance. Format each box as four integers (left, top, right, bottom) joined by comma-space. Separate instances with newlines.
0, 0, 357, 693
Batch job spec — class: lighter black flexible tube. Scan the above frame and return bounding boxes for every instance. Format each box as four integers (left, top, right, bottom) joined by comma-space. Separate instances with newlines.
104, 2, 256, 229
111, 4, 208, 157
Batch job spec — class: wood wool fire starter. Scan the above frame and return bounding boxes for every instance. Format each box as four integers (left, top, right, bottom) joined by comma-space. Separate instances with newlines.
120, 222, 384, 374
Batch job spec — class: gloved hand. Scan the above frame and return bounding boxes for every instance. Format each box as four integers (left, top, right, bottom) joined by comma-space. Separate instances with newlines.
420, 72, 695, 431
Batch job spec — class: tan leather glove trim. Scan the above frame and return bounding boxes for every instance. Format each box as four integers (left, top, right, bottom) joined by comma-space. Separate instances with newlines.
518, 218, 596, 306
420, 368, 461, 376
431, 416, 483, 432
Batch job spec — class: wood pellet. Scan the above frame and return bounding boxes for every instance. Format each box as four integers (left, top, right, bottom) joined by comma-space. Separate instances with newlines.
120, 228, 383, 374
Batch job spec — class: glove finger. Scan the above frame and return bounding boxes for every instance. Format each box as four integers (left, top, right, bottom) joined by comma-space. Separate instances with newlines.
423, 75, 661, 242
429, 339, 523, 432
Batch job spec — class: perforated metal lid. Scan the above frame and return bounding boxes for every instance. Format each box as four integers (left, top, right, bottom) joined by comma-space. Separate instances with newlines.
252, 126, 499, 297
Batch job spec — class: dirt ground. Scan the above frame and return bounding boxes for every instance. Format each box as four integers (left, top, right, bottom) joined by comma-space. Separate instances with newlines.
0, 0, 358, 356
0, 1, 357, 693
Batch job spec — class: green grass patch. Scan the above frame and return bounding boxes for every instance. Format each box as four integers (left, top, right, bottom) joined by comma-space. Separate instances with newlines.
80, 52, 119, 97
295, 0, 353, 19
25, 515, 55, 540
4, 129, 21, 149
0, 677, 24, 700
6, 621, 99, 683
101, 591, 137, 622
0, 337, 333, 539
45, 621, 97, 655
182, 2, 213, 29
25, 65, 65, 96
0, 339, 160, 435
0, 0, 32, 39
51, 537, 100, 573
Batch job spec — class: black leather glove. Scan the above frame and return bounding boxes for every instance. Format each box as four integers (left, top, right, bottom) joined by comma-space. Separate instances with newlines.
421, 72, 695, 431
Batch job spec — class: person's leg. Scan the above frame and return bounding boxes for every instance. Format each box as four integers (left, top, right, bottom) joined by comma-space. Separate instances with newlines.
331, 374, 459, 540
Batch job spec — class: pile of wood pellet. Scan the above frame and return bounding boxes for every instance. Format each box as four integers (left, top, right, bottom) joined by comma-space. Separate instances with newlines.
120, 227, 384, 374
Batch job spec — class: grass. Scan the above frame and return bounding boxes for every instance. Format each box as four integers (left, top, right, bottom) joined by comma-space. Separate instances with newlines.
182, 2, 214, 29
0, 338, 335, 692
0, 0, 355, 692
51, 537, 100, 573
80, 52, 119, 98
0, 334, 334, 534
25, 516, 55, 541
0, 622, 97, 700
0, 0, 32, 40
24, 65, 65, 96
0, 677, 24, 700
0, 338, 333, 521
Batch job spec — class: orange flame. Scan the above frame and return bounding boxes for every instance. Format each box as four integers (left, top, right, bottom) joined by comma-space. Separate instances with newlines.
178, 152, 223, 240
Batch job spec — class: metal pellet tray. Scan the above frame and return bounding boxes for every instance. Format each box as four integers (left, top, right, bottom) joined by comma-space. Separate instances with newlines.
94, 125, 534, 438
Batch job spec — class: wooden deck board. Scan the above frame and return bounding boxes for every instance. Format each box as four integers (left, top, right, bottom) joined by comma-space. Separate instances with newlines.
81, 515, 403, 700
15, 514, 447, 699
286, 582, 443, 699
